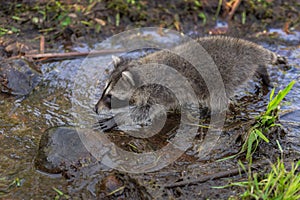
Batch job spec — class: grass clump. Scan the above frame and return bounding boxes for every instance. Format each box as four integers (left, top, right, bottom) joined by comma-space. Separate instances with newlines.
243, 80, 295, 161
216, 80, 299, 199
231, 159, 300, 200
222, 80, 296, 162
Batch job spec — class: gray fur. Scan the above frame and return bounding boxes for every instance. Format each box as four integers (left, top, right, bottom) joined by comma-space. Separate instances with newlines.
95, 36, 286, 131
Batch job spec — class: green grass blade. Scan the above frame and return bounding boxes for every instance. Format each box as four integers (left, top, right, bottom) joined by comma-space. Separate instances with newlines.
267, 80, 295, 114
254, 129, 269, 143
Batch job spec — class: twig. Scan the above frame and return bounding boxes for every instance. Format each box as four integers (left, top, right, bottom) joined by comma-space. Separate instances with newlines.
40, 35, 45, 54
227, 0, 241, 20
163, 159, 270, 188
24, 49, 126, 61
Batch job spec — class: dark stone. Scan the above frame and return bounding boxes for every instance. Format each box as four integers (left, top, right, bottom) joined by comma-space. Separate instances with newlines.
96, 173, 152, 200
98, 174, 124, 197
35, 126, 97, 176
0, 58, 41, 96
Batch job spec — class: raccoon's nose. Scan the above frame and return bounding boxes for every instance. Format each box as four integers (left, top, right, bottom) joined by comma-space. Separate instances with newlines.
94, 94, 111, 114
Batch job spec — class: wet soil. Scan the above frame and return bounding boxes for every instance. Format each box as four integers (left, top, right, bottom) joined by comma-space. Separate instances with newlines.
0, 1, 300, 199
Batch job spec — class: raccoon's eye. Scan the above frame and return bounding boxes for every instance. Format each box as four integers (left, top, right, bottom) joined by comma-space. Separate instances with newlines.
102, 94, 112, 109
105, 94, 112, 101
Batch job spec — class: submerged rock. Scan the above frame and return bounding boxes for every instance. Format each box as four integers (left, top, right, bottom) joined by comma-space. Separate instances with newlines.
35, 126, 97, 176
0, 58, 41, 96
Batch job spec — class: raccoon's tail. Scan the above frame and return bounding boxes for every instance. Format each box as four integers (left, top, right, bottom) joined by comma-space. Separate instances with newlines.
270, 52, 287, 65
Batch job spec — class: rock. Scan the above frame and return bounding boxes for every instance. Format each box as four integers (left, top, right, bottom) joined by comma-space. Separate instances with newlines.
35, 126, 97, 176
0, 58, 41, 96
98, 175, 124, 197
97, 174, 152, 200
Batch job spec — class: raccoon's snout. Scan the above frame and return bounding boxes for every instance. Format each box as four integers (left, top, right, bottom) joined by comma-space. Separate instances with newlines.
94, 94, 111, 114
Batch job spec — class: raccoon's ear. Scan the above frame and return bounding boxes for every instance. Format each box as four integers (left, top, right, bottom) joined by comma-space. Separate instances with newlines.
112, 55, 121, 68
122, 71, 135, 86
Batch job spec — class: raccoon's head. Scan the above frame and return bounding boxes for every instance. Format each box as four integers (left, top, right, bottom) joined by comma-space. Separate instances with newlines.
95, 56, 138, 114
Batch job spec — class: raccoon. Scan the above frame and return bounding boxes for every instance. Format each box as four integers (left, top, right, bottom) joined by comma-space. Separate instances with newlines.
95, 36, 286, 131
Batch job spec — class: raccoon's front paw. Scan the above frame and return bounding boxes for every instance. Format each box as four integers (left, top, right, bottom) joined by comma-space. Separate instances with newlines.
96, 117, 117, 132
129, 106, 163, 126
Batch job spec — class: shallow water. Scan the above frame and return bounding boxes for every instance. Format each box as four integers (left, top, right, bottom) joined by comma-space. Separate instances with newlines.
0, 28, 299, 198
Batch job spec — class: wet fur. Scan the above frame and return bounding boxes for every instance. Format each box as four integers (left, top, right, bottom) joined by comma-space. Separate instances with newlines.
95, 36, 286, 131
